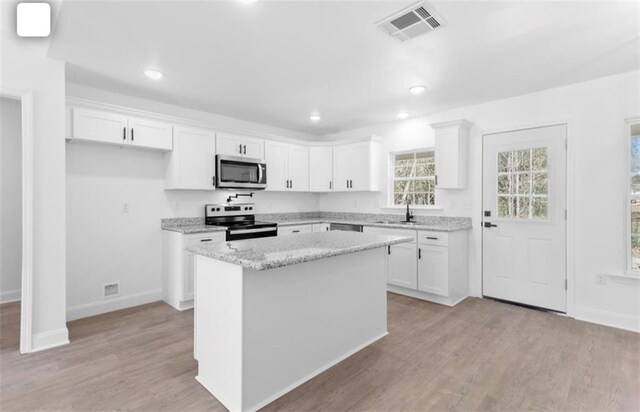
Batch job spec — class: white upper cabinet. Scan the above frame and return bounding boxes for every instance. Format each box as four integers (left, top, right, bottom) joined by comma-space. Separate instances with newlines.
128, 116, 173, 151
264, 141, 309, 191
264, 141, 288, 191
164, 126, 216, 190
332, 140, 382, 192
332, 145, 351, 192
287, 144, 309, 192
72, 108, 129, 145
431, 119, 472, 189
216, 132, 264, 159
71, 108, 173, 151
309, 146, 333, 192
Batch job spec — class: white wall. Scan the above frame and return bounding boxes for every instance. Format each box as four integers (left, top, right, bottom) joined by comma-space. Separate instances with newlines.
0, 39, 68, 350
65, 85, 319, 319
0, 96, 22, 303
322, 70, 640, 331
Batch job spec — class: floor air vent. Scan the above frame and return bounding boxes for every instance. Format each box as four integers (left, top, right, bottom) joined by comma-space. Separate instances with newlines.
376, 2, 445, 42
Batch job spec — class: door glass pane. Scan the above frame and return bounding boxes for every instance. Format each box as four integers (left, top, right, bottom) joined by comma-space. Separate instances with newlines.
631, 136, 640, 195
496, 147, 548, 219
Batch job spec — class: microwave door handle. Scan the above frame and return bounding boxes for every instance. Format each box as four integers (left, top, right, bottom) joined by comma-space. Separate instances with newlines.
258, 164, 263, 184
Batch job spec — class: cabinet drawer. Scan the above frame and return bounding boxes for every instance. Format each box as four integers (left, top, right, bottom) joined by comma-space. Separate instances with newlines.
184, 232, 226, 248
417, 231, 448, 246
364, 226, 417, 242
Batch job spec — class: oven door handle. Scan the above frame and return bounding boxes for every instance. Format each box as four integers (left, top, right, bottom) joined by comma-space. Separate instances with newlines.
228, 227, 276, 235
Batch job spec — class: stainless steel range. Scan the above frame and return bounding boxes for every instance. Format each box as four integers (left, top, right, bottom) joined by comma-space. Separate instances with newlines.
205, 203, 277, 241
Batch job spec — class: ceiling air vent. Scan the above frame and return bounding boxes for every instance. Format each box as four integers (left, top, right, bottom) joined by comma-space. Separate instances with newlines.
376, 1, 445, 42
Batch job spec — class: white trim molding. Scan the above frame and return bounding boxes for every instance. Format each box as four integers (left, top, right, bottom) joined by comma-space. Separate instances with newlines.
32, 328, 69, 353
574, 306, 640, 333
66, 289, 162, 321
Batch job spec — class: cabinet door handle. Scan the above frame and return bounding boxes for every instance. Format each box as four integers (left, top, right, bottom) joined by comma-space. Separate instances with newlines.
123, 126, 126, 141
200, 239, 212, 242
418, 248, 422, 259
387, 245, 391, 255
435, 175, 438, 186
350, 179, 353, 189
426, 236, 438, 240
346, 180, 349, 189
239, 144, 243, 154
212, 176, 215, 187
292, 230, 300, 233
131, 128, 134, 142
243, 145, 247, 154
329, 181, 332, 190
290, 180, 293, 189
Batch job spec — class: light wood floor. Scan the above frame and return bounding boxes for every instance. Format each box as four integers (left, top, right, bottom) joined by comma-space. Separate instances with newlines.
1, 294, 638, 411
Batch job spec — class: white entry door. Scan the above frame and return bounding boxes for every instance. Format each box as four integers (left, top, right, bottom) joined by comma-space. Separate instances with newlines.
482, 124, 567, 312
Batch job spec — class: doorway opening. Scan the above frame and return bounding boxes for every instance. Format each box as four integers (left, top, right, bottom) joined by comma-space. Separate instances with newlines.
0, 90, 34, 354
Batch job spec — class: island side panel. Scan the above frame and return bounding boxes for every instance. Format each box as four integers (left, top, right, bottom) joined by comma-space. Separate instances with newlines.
194, 256, 244, 412
241, 247, 388, 411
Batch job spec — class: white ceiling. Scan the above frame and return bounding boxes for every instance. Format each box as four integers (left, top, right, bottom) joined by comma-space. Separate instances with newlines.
48, 0, 640, 135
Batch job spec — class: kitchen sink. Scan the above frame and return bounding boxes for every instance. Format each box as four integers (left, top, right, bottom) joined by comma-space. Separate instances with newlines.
373, 220, 417, 225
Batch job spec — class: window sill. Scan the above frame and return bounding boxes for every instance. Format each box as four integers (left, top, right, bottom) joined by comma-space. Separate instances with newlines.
622, 270, 640, 279
382, 205, 443, 211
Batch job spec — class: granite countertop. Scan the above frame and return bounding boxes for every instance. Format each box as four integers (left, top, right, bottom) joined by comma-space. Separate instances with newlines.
186, 231, 413, 271
275, 219, 470, 232
162, 213, 472, 234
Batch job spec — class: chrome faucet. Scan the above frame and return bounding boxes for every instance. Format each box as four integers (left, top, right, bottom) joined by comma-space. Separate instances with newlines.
405, 202, 414, 222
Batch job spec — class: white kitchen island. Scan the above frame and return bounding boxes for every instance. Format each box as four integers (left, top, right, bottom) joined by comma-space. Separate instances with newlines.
187, 231, 413, 412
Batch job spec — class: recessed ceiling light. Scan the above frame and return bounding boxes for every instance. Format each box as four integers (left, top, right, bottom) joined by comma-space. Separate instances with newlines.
310, 114, 321, 122
397, 112, 409, 119
409, 85, 427, 95
144, 69, 163, 80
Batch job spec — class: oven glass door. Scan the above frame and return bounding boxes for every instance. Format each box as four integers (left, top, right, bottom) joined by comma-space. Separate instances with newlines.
220, 160, 260, 184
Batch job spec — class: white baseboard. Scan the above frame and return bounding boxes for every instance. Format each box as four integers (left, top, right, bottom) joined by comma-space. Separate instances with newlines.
0, 289, 21, 304
32, 327, 69, 352
574, 306, 640, 333
66, 289, 162, 321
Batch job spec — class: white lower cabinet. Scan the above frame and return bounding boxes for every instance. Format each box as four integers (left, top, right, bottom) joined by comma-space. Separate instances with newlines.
417, 244, 448, 296
364, 226, 469, 306
162, 231, 226, 310
278, 224, 313, 236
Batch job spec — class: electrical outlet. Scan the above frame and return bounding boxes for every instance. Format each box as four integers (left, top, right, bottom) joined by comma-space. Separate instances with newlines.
121, 203, 130, 213
595, 274, 607, 285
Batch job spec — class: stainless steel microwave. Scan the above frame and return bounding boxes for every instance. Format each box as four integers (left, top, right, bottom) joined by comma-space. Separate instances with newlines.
215, 155, 267, 190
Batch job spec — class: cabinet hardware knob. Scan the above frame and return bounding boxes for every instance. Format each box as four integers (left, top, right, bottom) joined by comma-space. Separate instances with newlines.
387, 245, 391, 255
426, 236, 438, 240
212, 176, 215, 187
292, 230, 300, 233
123, 127, 126, 141
419, 248, 422, 259
435, 175, 438, 186
243, 145, 247, 154
329, 181, 332, 190
201, 239, 212, 242
131, 128, 134, 142
350, 179, 353, 188
239, 144, 243, 154
346, 180, 349, 189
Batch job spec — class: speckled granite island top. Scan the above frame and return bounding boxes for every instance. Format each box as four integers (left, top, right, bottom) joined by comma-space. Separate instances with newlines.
186, 231, 413, 271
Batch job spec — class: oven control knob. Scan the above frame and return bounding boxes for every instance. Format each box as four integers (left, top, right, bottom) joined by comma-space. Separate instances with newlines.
244, 207, 249, 210
249, 207, 253, 210
216, 208, 220, 212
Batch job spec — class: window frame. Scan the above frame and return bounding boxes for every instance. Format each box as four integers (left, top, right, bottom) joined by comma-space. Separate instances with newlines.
387, 148, 439, 209
627, 118, 640, 276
